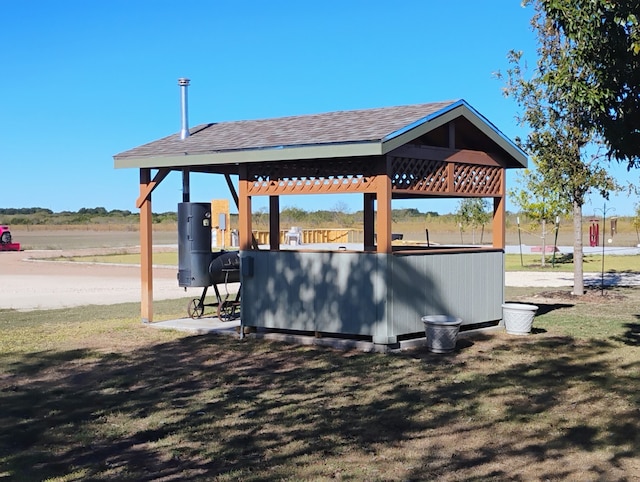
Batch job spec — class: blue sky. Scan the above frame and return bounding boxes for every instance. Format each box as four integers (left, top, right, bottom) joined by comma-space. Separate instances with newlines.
1, 0, 636, 216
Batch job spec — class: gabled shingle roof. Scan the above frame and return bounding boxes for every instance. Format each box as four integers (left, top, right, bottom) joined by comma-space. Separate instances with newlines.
113, 100, 527, 168
115, 101, 455, 159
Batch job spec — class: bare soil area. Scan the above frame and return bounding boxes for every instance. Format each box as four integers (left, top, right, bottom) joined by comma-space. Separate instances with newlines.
2, 248, 638, 311
0, 247, 192, 311
2, 228, 638, 311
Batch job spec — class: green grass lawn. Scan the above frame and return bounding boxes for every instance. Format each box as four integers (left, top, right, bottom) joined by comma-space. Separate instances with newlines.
504, 252, 640, 272
1, 287, 639, 480
51, 252, 178, 266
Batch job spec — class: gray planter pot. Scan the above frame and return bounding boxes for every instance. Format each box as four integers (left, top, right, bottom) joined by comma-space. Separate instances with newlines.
422, 315, 462, 353
502, 303, 538, 335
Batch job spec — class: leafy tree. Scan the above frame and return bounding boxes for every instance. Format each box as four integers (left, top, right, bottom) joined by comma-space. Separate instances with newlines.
5, 216, 29, 225
152, 212, 178, 223
252, 207, 268, 230
634, 203, 640, 245
499, 3, 617, 294
78, 207, 108, 216
281, 206, 307, 223
454, 198, 491, 244
108, 209, 133, 217
535, 0, 640, 166
510, 166, 565, 267
331, 202, 351, 227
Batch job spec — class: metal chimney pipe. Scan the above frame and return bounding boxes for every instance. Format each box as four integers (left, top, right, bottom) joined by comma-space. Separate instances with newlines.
178, 78, 190, 140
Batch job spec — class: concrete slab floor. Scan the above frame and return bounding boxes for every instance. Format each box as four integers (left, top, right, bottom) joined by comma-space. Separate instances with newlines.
148, 316, 240, 336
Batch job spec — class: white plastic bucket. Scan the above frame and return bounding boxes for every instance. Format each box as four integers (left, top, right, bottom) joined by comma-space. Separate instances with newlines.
502, 303, 538, 335
422, 315, 462, 353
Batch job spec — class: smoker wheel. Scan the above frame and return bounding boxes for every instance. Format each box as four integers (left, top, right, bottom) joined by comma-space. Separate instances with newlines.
218, 300, 240, 321
187, 298, 204, 319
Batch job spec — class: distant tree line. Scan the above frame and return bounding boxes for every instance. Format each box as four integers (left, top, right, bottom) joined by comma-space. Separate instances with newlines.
0, 206, 440, 227
0, 207, 55, 215
255, 206, 440, 229
0, 207, 177, 225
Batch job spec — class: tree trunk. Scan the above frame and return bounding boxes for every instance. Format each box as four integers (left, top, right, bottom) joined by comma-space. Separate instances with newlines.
573, 201, 584, 295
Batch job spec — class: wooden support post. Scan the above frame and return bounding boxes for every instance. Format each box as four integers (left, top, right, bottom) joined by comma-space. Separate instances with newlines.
447, 163, 456, 194
493, 195, 506, 249
238, 165, 253, 251
376, 158, 392, 254
448, 120, 456, 149
363, 193, 375, 251
269, 196, 280, 250
447, 120, 457, 194
493, 168, 506, 249
225, 173, 259, 250
139, 168, 153, 323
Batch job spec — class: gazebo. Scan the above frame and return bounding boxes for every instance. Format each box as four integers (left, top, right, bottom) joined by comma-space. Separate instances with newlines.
114, 93, 527, 347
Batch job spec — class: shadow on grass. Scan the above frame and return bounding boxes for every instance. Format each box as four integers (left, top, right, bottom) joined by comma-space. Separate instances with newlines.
404, 335, 640, 480
616, 320, 640, 346
1, 331, 639, 480
549, 252, 573, 265
586, 271, 638, 288
533, 302, 574, 316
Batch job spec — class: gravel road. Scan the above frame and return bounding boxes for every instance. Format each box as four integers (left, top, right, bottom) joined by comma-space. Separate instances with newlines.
1, 249, 637, 311
0, 249, 202, 311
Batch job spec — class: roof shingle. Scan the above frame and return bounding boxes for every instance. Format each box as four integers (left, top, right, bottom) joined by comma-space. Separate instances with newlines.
114, 101, 456, 159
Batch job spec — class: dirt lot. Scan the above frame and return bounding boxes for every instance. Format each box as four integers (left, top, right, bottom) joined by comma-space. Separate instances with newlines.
2, 224, 638, 312
0, 248, 194, 311
3, 244, 639, 311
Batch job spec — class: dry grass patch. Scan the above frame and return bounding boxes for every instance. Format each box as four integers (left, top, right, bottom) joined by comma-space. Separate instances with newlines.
1, 290, 639, 480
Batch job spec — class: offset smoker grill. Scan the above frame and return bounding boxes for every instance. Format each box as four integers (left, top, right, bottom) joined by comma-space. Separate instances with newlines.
178, 202, 241, 320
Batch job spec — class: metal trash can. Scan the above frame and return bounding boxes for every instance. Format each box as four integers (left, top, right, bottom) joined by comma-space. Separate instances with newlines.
422, 315, 462, 353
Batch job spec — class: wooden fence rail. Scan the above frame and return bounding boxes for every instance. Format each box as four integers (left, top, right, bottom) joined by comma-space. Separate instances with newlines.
252, 229, 363, 245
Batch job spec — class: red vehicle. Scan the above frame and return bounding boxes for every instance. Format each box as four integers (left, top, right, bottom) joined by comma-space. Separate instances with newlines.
0, 225, 21, 251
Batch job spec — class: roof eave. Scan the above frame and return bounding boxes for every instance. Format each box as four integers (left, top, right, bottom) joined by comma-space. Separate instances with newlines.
113, 141, 383, 169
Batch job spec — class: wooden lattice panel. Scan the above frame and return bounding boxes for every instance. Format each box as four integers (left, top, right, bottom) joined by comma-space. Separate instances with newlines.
245, 157, 503, 196
453, 164, 502, 195
390, 157, 448, 193
246, 159, 377, 195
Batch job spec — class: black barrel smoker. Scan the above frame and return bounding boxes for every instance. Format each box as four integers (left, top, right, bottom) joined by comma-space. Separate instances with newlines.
178, 202, 240, 320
